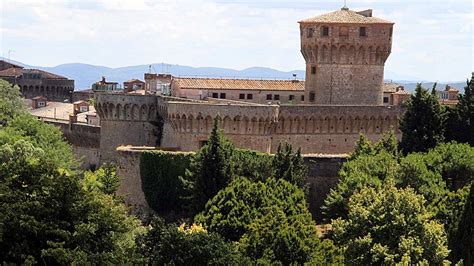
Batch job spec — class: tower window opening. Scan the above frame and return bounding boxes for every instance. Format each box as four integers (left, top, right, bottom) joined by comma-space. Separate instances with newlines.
321, 26, 329, 37
309, 92, 315, 102
239, 93, 245, 99
266, 94, 272, 100
311, 66, 316, 75
220, 93, 226, 99
307, 27, 314, 38
359, 27, 367, 37
274, 94, 280, 101
289, 95, 295, 101
301, 95, 305, 101
247, 93, 253, 100
212, 93, 218, 98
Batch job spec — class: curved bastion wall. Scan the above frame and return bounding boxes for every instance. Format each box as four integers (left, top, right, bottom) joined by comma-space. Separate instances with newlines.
95, 93, 403, 162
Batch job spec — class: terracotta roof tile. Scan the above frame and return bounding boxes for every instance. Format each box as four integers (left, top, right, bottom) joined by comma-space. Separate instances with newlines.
299, 8, 393, 24
0, 67, 67, 79
173, 78, 305, 91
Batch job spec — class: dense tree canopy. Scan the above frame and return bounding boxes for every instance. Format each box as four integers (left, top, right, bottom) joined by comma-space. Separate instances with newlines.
332, 183, 449, 265
186, 117, 235, 214
399, 83, 444, 154
137, 217, 242, 265
444, 74, 474, 146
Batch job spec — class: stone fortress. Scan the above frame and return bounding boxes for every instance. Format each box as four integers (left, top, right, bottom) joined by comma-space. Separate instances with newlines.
94, 6, 405, 162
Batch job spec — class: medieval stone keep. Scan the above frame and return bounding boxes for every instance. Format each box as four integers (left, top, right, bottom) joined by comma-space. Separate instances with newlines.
94, 7, 403, 162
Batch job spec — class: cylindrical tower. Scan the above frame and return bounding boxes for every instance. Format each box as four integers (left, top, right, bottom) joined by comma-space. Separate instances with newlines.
299, 7, 394, 105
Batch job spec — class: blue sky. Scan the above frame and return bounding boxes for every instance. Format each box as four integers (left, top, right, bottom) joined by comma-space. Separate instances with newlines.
0, 0, 472, 81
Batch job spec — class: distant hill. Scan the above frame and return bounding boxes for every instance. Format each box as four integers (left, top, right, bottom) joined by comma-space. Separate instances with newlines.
0, 58, 466, 92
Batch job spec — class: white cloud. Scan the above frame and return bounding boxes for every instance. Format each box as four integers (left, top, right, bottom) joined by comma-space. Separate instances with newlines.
0, 0, 472, 81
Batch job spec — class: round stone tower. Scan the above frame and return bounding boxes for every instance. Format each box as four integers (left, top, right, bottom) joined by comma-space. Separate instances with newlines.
299, 7, 394, 105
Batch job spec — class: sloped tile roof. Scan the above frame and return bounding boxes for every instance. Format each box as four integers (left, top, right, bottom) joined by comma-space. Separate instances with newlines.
0, 67, 67, 79
299, 8, 393, 24
173, 77, 305, 91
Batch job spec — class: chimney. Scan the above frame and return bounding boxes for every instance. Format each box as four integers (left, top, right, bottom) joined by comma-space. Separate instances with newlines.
357, 9, 373, 17
101, 76, 106, 83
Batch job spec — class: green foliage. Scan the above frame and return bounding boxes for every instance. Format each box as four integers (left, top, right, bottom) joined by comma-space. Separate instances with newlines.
137, 217, 242, 265
444, 74, 474, 146
272, 142, 308, 190
451, 182, 474, 265
400, 83, 444, 154
238, 206, 319, 265
0, 85, 145, 264
0, 113, 76, 169
195, 177, 310, 242
232, 148, 274, 182
140, 150, 193, 218
322, 151, 399, 221
0, 80, 24, 125
332, 183, 449, 265
350, 131, 399, 160
0, 139, 144, 264
82, 162, 120, 195
187, 117, 235, 213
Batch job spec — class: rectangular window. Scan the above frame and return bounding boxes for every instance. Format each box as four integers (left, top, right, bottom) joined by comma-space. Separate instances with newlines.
301, 95, 305, 102
239, 93, 245, 99
247, 94, 253, 100
266, 94, 272, 100
311, 66, 316, 75
274, 94, 280, 101
383, 97, 389, 103
321, 26, 329, 37
360, 27, 367, 37
212, 93, 218, 98
220, 93, 226, 99
289, 95, 295, 101
309, 92, 315, 102
307, 28, 314, 38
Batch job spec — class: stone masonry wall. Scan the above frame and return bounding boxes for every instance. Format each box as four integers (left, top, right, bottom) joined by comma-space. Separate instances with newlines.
115, 146, 347, 221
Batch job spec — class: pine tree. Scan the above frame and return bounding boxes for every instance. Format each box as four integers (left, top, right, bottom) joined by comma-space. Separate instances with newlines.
188, 116, 235, 213
349, 134, 374, 160
399, 83, 444, 154
452, 181, 474, 265
445, 73, 474, 145
272, 143, 307, 190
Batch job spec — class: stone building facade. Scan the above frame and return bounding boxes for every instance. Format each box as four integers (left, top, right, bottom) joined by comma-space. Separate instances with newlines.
0, 60, 74, 101
95, 7, 403, 162
299, 8, 393, 105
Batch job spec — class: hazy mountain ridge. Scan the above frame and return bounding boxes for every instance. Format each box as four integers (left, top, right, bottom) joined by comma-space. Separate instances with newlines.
1, 58, 466, 92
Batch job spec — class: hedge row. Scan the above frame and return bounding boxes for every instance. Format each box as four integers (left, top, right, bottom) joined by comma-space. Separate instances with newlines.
140, 151, 193, 217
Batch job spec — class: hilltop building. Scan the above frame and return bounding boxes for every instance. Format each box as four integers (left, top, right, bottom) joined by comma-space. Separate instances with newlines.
94, 7, 404, 162
92, 77, 118, 91
0, 60, 74, 101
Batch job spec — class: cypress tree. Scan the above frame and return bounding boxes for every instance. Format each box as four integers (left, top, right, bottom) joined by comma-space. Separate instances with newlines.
188, 116, 235, 213
452, 182, 474, 265
272, 143, 307, 190
399, 83, 444, 154
445, 73, 474, 145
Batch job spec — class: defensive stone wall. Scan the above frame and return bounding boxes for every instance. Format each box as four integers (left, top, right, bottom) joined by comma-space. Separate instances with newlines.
41, 119, 101, 169
115, 146, 347, 221
95, 93, 160, 162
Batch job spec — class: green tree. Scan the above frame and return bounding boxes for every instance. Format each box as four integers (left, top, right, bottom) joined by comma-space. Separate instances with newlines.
451, 181, 473, 265
349, 133, 374, 160
82, 162, 120, 195
238, 206, 320, 265
0, 80, 24, 125
195, 177, 311, 242
187, 117, 235, 213
332, 183, 449, 265
0, 139, 144, 264
444, 74, 474, 145
272, 142, 308, 190
137, 217, 243, 265
399, 83, 444, 154
322, 151, 399, 221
